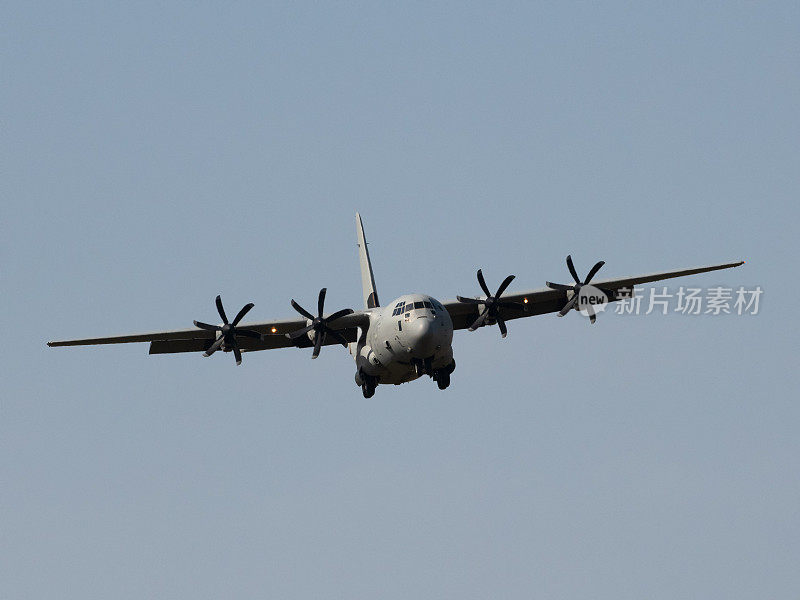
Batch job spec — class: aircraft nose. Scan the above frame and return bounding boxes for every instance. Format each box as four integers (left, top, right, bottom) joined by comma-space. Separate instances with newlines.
410, 317, 437, 356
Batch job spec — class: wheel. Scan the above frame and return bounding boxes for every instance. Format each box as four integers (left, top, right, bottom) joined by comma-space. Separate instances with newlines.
436, 372, 450, 390
361, 374, 376, 398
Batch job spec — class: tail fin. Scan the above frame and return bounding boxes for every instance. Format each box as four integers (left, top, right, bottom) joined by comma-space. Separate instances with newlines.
356, 212, 380, 309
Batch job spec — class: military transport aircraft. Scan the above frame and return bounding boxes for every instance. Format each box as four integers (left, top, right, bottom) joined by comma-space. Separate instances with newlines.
48, 213, 744, 397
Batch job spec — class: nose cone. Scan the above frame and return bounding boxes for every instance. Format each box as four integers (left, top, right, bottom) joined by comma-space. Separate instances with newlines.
409, 317, 437, 357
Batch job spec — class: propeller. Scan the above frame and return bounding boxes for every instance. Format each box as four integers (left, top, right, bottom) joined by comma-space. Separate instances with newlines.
286, 288, 354, 359
457, 269, 525, 338
546, 255, 611, 324
193, 295, 263, 365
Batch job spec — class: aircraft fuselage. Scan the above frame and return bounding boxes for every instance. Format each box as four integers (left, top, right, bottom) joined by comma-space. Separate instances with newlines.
351, 293, 455, 387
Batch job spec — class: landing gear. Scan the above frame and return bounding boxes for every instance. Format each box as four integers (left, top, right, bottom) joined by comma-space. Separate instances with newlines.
361, 373, 377, 398
413, 357, 434, 377
435, 371, 450, 390
432, 360, 456, 391
414, 360, 424, 377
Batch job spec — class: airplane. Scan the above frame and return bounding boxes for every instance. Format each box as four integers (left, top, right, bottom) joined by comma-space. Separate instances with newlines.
48, 213, 745, 398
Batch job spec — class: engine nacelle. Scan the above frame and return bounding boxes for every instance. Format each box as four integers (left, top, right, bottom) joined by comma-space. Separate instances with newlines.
355, 343, 382, 375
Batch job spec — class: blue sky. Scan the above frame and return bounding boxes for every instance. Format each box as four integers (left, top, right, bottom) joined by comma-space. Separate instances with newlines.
3, 3, 798, 599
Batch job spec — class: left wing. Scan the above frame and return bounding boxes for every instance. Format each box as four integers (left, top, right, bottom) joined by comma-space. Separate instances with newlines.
444, 260, 745, 331
48, 312, 370, 355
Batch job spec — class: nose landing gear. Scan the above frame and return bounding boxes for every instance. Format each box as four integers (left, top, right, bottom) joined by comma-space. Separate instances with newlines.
412, 357, 434, 378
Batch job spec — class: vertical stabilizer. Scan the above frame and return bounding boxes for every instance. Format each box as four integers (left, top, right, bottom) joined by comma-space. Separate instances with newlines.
356, 212, 380, 309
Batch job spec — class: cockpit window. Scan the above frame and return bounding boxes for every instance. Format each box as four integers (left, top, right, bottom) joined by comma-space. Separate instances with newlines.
393, 300, 440, 314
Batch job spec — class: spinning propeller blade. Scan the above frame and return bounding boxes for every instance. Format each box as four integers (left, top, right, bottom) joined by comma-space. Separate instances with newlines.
546, 256, 612, 324
457, 269, 523, 338
193, 295, 263, 364
287, 288, 354, 359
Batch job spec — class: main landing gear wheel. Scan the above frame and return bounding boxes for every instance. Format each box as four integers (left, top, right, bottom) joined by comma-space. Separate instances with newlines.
433, 360, 455, 391
361, 374, 377, 398
436, 372, 450, 390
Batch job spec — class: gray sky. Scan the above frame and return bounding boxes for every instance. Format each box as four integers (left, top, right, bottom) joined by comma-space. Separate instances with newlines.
3, 3, 798, 599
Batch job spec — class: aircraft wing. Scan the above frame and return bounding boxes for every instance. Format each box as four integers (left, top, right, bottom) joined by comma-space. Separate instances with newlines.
443, 260, 745, 331
47, 311, 370, 355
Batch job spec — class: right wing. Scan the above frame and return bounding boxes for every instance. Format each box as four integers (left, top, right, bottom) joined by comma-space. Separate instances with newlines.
443, 260, 745, 331
47, 312, 370, 355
